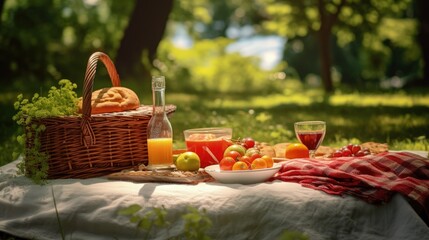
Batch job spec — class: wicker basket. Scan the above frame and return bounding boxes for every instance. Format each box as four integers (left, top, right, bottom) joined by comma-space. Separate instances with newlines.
25, 52, 176, 179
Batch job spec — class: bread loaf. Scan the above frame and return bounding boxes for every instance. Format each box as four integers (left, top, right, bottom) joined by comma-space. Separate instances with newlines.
78, 87, 140, 114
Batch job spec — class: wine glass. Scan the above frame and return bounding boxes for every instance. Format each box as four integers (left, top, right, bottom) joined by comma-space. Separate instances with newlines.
294, 121, 326, 158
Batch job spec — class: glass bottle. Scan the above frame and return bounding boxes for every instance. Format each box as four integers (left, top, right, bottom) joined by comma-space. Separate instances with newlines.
147, 76, 173, 169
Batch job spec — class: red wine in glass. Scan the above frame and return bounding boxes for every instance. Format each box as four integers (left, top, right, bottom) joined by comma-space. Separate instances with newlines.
297, 131, 325, 151
294, 121, 326, 158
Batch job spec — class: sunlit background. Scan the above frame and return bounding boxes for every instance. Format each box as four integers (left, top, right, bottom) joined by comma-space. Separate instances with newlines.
1, 0, 428, 166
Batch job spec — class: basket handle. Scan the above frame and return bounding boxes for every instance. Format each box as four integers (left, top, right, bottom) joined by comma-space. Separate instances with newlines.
80, 52, 121, 147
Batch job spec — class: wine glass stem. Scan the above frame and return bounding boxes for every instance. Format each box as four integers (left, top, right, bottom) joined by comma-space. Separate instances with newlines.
309, 150, 316, 159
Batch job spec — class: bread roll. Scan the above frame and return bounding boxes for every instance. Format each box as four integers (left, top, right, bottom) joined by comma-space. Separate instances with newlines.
78, 87, 140, 114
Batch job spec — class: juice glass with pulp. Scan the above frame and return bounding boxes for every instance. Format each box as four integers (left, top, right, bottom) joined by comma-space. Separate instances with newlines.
184, 128, 232, 168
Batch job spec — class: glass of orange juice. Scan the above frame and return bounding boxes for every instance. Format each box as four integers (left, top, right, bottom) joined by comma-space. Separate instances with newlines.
184, 128, 232, 168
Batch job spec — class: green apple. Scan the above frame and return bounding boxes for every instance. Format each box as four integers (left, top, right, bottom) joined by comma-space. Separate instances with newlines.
175, 152, 201, 171
224, 144, 246, 157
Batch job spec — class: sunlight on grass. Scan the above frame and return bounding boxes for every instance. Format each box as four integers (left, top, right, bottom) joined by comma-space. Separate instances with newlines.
193, 91, 429, 109
167, 90, 429, 152
374, 114, 428, 129
168, 93, 199, 105
391, 136, 428, 153
329, 93, 429, 107
206, 93, 315, 109
328, 117, 355, 128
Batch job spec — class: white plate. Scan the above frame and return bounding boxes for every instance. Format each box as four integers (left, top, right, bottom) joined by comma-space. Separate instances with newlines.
204, 163, 282, 184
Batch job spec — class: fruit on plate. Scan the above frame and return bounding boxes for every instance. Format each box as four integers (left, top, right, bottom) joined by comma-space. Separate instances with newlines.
224, 144, 246, 157
224, 150, 242, 161
232, 161, 249, 171
261, 155, 274, 168
285, 143, 310, 159
245, 147, 260, 157
251, 158, 268, 170
239, 155, 252, 168
217, 136, 276, 171
175, 152, 201, 171
240, 137, 256, 149
219, 156, 236, 171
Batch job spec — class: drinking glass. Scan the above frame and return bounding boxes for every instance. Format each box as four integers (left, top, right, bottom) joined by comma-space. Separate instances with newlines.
294, 121, 326, 158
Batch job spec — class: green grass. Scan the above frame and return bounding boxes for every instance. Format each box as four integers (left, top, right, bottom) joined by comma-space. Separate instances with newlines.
167, 90, 429, 150
1, 88, 429, 167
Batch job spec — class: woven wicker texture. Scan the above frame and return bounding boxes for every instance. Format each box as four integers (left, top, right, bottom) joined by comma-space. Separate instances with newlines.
26, 52, 175, 179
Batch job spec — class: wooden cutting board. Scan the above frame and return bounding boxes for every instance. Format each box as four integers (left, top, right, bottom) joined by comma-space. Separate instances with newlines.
107, 168, 214, 184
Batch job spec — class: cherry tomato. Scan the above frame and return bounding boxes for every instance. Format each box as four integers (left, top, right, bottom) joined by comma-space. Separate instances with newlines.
219, 157, 235, 171
249, 152, 262, 163
241, 137, 255, 149
240, 155, 252, 168
251, 158, 268, 170
225, 150, 242, 161
232, 161, 249, 171
261, 155, 274, 168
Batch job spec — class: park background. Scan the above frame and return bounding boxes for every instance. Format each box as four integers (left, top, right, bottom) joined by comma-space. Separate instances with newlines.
0, 0, 428, 166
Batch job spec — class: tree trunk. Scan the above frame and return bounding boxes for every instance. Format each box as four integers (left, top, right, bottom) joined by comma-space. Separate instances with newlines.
416, 0, 429, 86
318, 26, 334, 93
317, 0, 334, 93
115, 0, 173, 80
0, 0, 5, 19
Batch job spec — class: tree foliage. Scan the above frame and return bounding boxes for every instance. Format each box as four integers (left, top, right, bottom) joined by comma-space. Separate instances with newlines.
0, 0, 424, 94
257, 0, 420, 91
0, 0, 133, 91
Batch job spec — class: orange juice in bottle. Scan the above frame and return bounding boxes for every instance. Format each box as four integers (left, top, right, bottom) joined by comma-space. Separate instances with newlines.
147, 76, 173, 169
147, 138, 173, 166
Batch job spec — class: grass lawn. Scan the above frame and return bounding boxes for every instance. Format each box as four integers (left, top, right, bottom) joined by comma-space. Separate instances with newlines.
1, 88, 428, 167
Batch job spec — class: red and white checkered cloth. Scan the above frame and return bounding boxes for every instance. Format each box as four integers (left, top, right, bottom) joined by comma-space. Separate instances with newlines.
272, 151, 429, 216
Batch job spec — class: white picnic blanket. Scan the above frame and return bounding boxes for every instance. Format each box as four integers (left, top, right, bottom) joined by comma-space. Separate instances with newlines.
1, 154, 428, 240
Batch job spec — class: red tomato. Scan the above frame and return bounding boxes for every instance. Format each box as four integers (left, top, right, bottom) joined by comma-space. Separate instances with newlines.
219, 157, 235, 171
241, 137, 255, 149
239, 155, 252, 168
225, 150, 242, 161
249, 152, 262, 163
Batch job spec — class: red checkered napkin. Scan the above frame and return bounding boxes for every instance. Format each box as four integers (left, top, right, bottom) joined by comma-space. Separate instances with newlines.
272, 151, 429, 215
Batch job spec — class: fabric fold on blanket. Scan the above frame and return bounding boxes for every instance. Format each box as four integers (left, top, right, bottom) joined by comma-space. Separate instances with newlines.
272, 151, 429, 217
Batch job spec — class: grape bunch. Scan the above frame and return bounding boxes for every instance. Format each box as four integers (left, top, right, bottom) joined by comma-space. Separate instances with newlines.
331, 144, 371, 158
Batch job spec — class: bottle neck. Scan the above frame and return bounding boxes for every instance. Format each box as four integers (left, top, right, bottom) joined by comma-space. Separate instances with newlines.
152, 88, 166, 114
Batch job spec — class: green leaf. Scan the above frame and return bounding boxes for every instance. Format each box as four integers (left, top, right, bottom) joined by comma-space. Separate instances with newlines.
117, 204, 142, 216
137, 217, 152, 230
